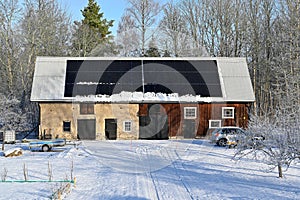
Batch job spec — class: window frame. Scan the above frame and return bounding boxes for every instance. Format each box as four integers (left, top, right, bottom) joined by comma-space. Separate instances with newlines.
80, 103, 94, 115
184, 107, 197, 119
222, 107, 235, 119
209, 120, 222, 129
123, 121, 132, 132
63, 121, 71, 132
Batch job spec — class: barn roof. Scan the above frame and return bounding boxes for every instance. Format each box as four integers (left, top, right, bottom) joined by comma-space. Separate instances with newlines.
30, 57, 255, 103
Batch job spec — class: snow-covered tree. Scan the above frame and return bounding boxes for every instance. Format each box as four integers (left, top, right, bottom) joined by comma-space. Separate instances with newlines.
235, 83, 300, 178
19, 0, 72, 126
116, 13, 140, 56
0, 93, 28, 150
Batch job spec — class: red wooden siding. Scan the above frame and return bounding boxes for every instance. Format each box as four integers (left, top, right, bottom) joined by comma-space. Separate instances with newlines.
139, 103, 250, 138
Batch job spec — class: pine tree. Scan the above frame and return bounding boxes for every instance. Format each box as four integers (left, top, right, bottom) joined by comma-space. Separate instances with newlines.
162, 50, 171, 57
72, 0, 114, 56
81, 0, 114, 37
145, 47, 160, 57
144, 36, 160, 57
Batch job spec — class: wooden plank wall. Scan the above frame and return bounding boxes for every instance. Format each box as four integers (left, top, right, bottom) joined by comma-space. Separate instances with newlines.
139, 103, 250, 138
199, 103, 250, 137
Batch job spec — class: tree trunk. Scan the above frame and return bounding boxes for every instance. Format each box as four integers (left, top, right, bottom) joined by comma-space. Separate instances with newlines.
1, 132, 4, 151
278, 163, 283, 178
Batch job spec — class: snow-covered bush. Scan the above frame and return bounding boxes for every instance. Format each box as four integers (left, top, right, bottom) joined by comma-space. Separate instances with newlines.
235, 69, 300, 178
235, 112, 300, 178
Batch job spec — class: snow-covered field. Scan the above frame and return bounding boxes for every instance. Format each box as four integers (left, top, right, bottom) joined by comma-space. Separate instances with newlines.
0, 140, 299, 200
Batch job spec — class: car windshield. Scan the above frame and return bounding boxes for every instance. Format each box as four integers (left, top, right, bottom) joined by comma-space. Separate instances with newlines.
223, 128, 244, 134
212, 128, 222, 134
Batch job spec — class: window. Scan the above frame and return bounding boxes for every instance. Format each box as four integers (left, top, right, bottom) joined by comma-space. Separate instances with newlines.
209, 120, 221, 128
123, 121, 132, 132
63, 121, 71, 132
222, 107, 235, 119
184, 107, 197, 119
80, 104, 94, 115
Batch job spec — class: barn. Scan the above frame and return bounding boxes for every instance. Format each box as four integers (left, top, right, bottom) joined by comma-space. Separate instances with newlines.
31, 57, 255, 140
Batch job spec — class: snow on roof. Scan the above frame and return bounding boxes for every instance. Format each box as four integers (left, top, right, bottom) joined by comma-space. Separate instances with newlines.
217, 58, 255, 102
31, 58, 67, 101
30, 57, 255, 103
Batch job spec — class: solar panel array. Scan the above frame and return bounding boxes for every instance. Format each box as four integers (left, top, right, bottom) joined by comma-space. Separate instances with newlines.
64, 60, 222, 98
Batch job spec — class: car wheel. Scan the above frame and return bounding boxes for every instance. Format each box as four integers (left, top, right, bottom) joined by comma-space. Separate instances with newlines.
42, 145, 50, 152
217, 138, 227, 147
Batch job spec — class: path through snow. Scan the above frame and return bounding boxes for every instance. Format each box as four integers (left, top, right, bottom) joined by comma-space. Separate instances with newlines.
0, 140, 299, 199
66, 140, 300, 200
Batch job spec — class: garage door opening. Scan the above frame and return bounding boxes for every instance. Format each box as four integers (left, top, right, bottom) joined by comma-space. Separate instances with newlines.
77, 119, 96, 140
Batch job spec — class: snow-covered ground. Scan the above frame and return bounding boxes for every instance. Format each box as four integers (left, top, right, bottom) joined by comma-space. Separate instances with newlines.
0, 140, 299, 200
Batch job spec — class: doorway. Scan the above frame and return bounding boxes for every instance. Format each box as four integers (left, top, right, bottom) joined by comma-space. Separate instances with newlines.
105, 119, 117, 140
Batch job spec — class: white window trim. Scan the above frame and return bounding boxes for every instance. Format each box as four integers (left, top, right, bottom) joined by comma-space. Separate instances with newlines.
184, 107, 197, 119
209, 120, 222, 129
222, 107, 235, 119
123, 121, 132, 132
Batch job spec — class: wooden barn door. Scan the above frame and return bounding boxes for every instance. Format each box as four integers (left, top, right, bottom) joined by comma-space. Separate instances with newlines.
77, 119, 96, 140
105, 119, 117, 140
183, 119, 196, 138
139, 104, 169, 139
139, 115, 168, 139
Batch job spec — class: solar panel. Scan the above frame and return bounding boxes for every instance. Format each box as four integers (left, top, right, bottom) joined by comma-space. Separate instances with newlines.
64, 59, 222, 97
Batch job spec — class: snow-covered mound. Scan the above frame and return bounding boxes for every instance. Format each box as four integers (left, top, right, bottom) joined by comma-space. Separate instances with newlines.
3, 147, 23, 157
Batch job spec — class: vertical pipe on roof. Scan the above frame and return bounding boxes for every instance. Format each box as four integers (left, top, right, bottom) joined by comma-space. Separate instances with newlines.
141, 59, 145, 94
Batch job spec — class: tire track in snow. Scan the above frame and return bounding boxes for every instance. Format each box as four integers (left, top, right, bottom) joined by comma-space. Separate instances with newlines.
136, 143, 196, 200
79, 142, 149, 199
169, 141, 222, 200
158, 141, 217, 200
158, 145, 197, 200
172, 150, 198, 200
136, 145, 160, 200
173, 144, 223, 200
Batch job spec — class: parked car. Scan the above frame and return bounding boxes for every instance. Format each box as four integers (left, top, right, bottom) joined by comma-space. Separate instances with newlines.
211, 127, 265, 147
29, 138, 66, 152
210, 127, 246, 147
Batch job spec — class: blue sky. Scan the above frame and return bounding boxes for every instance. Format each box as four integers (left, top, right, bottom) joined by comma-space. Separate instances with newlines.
59, 0, 172, 36
60, 0, 128, 35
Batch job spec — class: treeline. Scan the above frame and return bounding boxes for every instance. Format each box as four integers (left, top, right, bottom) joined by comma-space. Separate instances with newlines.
0, 0, 72, 128
117, 0, 300, 117
0, 0, 113, 128
0, 0, 299, 129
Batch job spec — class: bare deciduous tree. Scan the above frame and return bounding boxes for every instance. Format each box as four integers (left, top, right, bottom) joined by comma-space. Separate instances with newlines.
116, 14, 140, 56
1, 0, 72, 128
235, 104, 300, 178
0, 0, 22, 95
235, 72, 300, 178
159, 1, 190, 56
22, 0, 71, 126
126, 0, 161, 56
